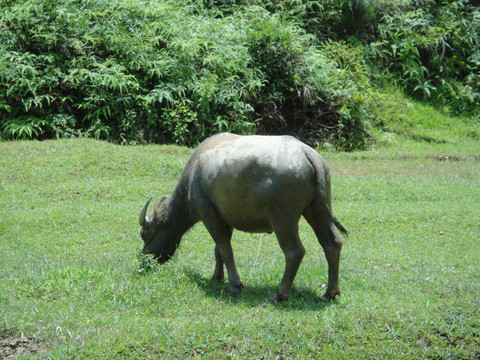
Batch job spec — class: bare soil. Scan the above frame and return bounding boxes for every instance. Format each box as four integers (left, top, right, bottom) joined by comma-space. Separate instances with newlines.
0, 337, 39, 359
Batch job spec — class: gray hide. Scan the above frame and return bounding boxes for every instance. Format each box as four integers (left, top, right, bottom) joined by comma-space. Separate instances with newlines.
139, 133, 347, 302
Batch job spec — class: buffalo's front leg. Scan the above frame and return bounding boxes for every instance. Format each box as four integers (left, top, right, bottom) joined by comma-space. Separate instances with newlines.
215, 239, 244, 296
201, 211, 244, 297
211, 244, 224, 282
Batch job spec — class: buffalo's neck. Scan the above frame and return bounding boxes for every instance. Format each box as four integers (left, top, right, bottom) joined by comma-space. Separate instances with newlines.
165, 181, 196, 240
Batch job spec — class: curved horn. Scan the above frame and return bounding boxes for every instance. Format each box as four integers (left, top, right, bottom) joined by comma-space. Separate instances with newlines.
139, 197, 153, 227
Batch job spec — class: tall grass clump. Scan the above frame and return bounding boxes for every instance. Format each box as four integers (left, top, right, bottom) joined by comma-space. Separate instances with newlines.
0, 0, 375, 149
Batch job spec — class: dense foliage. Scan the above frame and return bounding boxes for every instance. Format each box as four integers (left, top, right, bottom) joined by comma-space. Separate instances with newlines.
1, 0, 478, 149
365, 0, 480, 114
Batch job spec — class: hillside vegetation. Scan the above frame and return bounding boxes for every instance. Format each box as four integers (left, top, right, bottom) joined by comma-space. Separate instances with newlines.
1, 0, 479, 149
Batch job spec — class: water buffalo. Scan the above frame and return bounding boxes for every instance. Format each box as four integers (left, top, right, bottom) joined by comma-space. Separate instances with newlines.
139, 133, 347, 301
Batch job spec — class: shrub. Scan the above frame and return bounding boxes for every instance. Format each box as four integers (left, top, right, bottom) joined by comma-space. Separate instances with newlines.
0, 0, 375, 149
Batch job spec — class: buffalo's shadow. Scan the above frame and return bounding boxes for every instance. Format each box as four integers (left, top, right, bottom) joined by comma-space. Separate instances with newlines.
184, 268, 336, 311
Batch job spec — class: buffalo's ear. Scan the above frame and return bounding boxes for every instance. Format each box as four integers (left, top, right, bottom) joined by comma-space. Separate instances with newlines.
153, 197, 167, 222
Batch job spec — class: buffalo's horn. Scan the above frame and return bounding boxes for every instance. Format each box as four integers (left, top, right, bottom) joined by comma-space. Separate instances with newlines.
139, 197, 153, 227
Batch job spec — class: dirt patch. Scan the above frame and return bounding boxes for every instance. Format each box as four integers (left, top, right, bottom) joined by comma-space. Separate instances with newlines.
431, 155, 479, 162
0, 337, 39, 359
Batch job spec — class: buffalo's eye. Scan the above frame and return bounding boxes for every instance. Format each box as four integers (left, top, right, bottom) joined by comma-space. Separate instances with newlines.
140, 228, 149, 241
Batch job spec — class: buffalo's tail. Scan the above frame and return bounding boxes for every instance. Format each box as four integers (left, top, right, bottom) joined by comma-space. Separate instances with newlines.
304, 148, 348, 237
333, 216, 348, 236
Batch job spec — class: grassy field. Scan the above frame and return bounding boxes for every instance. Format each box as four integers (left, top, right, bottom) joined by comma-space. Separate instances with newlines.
1, 132, 479, 358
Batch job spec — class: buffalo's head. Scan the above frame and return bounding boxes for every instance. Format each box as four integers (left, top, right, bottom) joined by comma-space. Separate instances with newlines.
138, 197, 178, 263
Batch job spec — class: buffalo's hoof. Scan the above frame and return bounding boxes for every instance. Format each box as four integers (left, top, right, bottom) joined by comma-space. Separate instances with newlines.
211, 272, 224, 283
270, 291, 289, 303
320, 289, 341, 301
229, 281, 244, 297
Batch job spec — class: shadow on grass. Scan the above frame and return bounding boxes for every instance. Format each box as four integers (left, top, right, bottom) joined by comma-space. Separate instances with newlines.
184, 268, 336, 311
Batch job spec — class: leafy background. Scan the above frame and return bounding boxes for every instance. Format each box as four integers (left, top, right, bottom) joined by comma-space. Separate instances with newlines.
1, 0, 479, 149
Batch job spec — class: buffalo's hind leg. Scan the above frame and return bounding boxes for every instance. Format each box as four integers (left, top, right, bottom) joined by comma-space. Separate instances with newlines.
319, 225, 342, 301
272, 218, 306, 302
304, 202, 343, 300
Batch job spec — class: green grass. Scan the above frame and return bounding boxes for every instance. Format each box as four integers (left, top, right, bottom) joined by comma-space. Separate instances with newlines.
371, 88, 480, 146
1, 133, 479, 358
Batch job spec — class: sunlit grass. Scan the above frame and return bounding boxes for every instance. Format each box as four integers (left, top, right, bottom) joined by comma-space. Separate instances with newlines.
371, 88, 480, 145
1, 138, 479, 359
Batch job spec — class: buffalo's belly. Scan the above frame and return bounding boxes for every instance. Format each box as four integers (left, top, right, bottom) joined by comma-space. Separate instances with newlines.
211, 178, 311, 233
212, 182, 275, 232
218, 206, 274, 233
